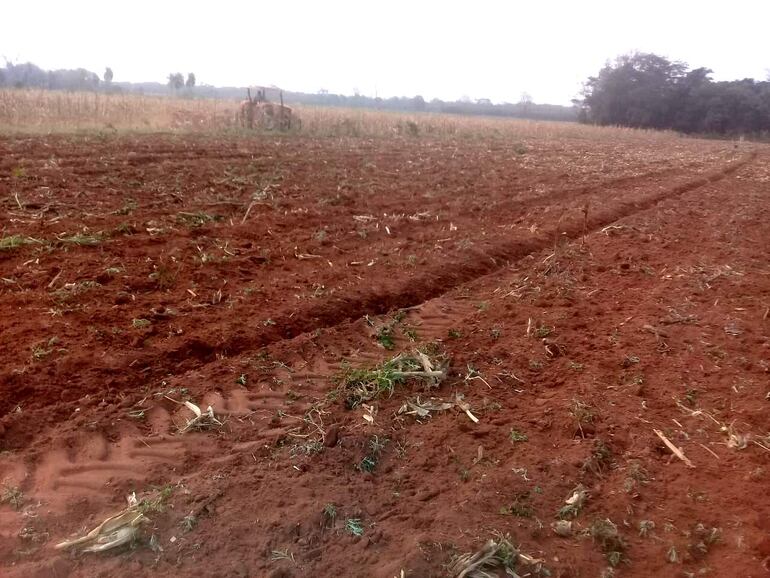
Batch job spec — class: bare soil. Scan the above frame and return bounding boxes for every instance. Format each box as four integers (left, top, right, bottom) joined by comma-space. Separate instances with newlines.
0, 132, 768, 577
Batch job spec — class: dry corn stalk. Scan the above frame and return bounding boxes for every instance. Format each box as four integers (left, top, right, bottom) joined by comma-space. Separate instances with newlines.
450, 537, 546, 578
55, 507, 146, 553
179, 400, 222, 433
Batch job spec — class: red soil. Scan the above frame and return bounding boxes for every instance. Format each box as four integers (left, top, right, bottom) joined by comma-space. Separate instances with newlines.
0, 133, 768, 577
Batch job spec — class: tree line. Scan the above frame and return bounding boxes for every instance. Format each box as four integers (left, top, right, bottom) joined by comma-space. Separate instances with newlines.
266, 91, 576, 122
8, 55, 766, 134
0, 60, 576, 123
0, 61, 197, 93
0, 61, 102, 91
167, 72, 196, 90
577, 53, 770, 135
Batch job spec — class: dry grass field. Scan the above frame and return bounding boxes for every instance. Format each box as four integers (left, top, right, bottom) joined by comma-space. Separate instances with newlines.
0, 89, 768, 578
0, 88, 685, 141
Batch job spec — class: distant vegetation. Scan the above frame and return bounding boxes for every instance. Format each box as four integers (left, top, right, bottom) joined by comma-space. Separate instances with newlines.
0, 61, 101, 91
1, 88, 649, 139
0, 60, 576, 123
269, 91, 576, 123
4, 55, 768, 136
577, 53, 770, 136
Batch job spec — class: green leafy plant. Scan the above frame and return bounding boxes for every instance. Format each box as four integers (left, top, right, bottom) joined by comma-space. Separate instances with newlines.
181, 514, 198, 533
376, 326, 395, 350
500, 491, 534, 518
345, 518, 364, 536
582, 439, 613, 477
590, 518, 627, 567
337, 351, 446, 408
358, 436, 388, 473
137, 485, 174, 514
534, 325, 553, 338
323, 503, 337, 520
0, 234, 39, 251
358, 455, 377, 472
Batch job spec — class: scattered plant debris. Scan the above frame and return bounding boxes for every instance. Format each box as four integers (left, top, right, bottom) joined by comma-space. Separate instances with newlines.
339, 350, 448, 408
552, 520, 573, 537
398, 397, 454, 419
590, 518, 627, 567
176, 211, 222, 227
558, 485, 588, 519
499, 491, 535, 518
1, 485, 24, 510
176, 400, 223, 433
450, 536, 548, 578
0, 234, 41, 250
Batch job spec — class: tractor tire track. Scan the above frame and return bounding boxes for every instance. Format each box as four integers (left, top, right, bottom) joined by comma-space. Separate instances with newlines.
160, 152, 755, 363
0, 153, 755, 417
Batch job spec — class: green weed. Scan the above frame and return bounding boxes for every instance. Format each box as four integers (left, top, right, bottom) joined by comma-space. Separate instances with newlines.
323, 503, 337, 520
345, 518, 364, 536
590, 518, 627, 567
337, 350, 447, 408
499, 491, 534, 518
376, 326, 395, 350
113, 199, 137, 215
557, 485, 587, 520
176, 212, 223, 227
534, 325, 553, 338
0, 234, 38, 251
136, 485, 174, 514
358, 436, 388, 473
59, 233, 102, 246
181, 514, 197, 533
582, 439, 613, 477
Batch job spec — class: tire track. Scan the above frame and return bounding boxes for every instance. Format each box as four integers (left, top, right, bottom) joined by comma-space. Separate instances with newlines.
0, 153, 754, 417
156, 152, 755, 364
0, 374, 332, 510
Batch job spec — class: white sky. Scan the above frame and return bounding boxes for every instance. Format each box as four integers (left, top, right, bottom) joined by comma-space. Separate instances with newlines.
3, 0, 768, 105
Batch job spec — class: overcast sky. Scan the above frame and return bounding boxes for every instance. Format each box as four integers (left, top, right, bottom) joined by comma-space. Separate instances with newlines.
3, 1, 768, 105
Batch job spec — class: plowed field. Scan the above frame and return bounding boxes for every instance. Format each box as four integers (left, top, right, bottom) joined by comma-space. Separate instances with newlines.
1, 132, 768, 577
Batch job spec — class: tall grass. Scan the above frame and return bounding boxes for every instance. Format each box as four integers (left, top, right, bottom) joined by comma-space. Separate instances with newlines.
293, 105, 683, 142
0, 88, 685, 142
0, 89, 237, 132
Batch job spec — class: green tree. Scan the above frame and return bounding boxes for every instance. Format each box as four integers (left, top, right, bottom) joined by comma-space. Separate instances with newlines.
581, 53, 686, 129
580, 53, 770, 134
185, 72, 196, 88
104, 67, 113, 85
167, 72, 184, 91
